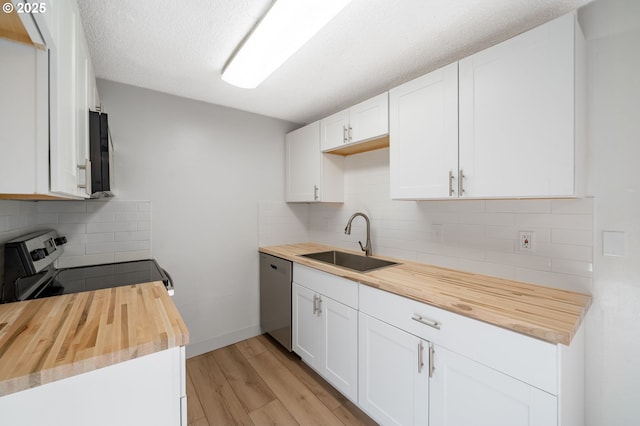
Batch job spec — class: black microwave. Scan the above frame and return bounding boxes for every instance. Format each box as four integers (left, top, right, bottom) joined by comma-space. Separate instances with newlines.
89, 110, 113, 197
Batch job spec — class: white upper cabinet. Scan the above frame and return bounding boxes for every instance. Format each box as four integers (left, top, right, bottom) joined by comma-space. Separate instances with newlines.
390, 63, 458, 199
49, 0, 93, 198
390, 13, 584, 200
286, 121, 344, 202
321, 93, 388, 152
320, 109, 350, 151
0, 0, 97, 199
458, 13, 584, 198
0, 37, 49, 196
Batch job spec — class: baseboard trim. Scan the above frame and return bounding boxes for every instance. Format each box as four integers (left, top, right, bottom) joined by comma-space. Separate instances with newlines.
185, 325, 262, 358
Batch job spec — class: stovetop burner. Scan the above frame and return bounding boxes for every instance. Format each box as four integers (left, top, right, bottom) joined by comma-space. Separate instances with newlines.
50, 259, 169, 296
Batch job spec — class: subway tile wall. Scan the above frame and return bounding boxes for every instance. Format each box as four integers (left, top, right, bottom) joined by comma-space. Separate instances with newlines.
0, 199, 152, 271
257, 200, 309, 247
307, 149, 593, 294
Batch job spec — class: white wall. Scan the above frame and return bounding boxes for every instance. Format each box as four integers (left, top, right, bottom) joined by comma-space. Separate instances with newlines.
96, 79, 296, 357
580, 0, 640, 424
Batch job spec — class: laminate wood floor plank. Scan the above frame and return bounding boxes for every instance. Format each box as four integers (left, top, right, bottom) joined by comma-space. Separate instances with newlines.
235, 335, 269, 358
255, 334, 347, 411
188, 418, 210, 426
187, 353, 253, 426
333, 400, 379, 426
186, 335, 376, 426
186, 370, 206, 424
248, 350, 345, 426
248, 399, 300, 426
212, 344, 276, 413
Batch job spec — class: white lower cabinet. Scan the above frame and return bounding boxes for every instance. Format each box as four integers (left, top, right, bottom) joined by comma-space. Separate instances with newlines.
0, 346, 187, 426
292, 265, 358, 402
291, 266, 585, 426
429, 345, 556, 426
292, 283, 323, 367
323, 296, 358, 398
358, 312, 429, 426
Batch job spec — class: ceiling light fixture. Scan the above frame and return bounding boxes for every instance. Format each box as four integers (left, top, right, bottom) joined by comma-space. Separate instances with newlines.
221, 0, 352, 89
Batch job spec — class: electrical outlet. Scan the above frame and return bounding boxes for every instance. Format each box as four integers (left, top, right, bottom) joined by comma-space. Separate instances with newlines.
518, 231, 534, 252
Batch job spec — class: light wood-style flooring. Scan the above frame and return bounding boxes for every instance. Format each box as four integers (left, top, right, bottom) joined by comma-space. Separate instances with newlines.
186, 334, 377, 426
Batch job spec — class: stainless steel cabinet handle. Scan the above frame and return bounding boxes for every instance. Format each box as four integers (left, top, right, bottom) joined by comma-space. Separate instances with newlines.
343, 125, 347, 143
418, 341, 424, 373
448, 170, 455, 196
429, 344, 435, 378
458, 169, 465, 195
411, 314, 441, 330
77, 159, 92, 195
313, 185, 319, 201
312, 294, 322, 316
348, 125, 352, 142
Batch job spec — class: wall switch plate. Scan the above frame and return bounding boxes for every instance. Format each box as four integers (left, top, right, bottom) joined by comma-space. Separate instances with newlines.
518, 231, 534, 252
603, 231, 625, 257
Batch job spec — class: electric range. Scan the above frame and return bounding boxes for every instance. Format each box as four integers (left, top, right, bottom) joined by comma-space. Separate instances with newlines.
1, 230, 174, 303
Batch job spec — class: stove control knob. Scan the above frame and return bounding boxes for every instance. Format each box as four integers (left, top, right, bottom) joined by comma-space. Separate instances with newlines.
54, 236, 67, 246
30, 248, 47, 262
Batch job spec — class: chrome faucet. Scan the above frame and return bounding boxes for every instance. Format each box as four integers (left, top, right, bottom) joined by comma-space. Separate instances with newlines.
344, 212, 372, 256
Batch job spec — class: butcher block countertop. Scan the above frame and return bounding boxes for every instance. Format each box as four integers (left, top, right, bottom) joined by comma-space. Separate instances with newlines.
0, 281, 189, 397
260, 243, 591, 346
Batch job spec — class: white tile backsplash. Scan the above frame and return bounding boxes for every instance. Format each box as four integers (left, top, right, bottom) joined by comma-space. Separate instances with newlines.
305, 148, 594, 293
257, 200, 309, 246
0, 199, 153, 272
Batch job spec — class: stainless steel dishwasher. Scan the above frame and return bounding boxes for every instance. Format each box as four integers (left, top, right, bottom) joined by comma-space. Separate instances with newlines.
260, 253, 292, 351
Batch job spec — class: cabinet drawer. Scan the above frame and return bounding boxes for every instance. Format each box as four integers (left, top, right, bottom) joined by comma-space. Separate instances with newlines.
359, 283, 558, 394
293, 264, 358, 309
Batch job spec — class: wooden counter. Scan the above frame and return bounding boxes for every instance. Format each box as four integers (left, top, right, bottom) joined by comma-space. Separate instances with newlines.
260, 243, 591, 346
0, 282, 189, 396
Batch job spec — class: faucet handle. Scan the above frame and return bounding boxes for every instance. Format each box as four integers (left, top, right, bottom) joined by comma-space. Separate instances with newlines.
358, 241, 366, 252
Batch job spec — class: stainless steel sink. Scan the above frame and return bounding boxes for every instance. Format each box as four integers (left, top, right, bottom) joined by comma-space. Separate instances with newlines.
300, 250, 399, 273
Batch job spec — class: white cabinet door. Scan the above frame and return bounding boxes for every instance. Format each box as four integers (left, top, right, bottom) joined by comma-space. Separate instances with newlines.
0, 347, 185, 426
350, 92, 388, 144
49, 0, 93, 198
430, 345, 557, 426
321, 93, 388, 152
390, 62, 458, 199
322, 296, 358, 402
49, 0, 80, 197
0, 38, 48, 195
320, 109, 350, 151
459, 13, 578, 197
75, 34, 91, 197
358, 312, 429, 426
286, 121, 344, 203
286, 122, 321, 202
293, 283, 358, 402
292, 283, 323, 368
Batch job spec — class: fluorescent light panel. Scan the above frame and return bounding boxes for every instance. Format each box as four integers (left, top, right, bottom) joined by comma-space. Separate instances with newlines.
222, 0, 352, 89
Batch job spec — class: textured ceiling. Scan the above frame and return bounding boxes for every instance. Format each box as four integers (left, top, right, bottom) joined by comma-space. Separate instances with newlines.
77, 0, 593, 124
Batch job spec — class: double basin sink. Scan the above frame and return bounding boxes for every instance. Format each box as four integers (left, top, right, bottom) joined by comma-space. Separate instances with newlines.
301, 250, 399, 273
